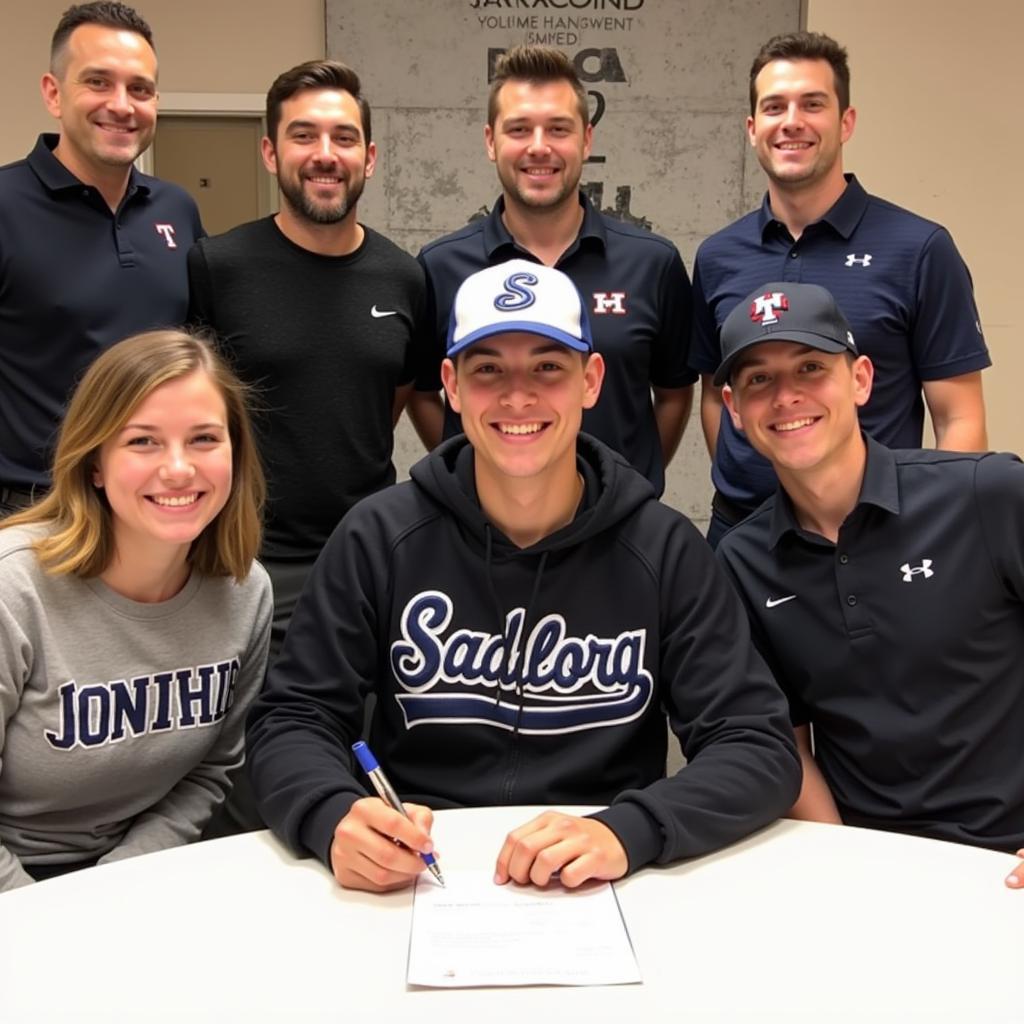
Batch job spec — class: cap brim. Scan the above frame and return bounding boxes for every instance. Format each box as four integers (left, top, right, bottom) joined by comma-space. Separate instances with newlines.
713, 332, 852, 387
448, 321, 592, 358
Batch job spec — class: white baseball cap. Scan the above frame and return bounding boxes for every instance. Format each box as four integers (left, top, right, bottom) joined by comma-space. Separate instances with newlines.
447, 259, 594, 358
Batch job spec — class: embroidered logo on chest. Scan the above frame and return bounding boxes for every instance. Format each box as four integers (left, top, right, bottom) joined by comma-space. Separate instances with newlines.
154, 223, 177, 248
900, 559, 934, 583
592, 291, 627, 315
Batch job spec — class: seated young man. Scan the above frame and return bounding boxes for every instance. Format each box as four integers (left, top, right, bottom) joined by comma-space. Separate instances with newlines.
247, 260, 800, 893
713, 281, 1024, 889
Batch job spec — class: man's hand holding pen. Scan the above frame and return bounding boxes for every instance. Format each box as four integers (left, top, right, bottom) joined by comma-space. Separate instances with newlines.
339, 742, 629, 894
331, 796, 437, 892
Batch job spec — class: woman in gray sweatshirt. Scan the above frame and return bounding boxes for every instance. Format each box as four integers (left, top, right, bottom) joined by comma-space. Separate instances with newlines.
0, 330, 272, 891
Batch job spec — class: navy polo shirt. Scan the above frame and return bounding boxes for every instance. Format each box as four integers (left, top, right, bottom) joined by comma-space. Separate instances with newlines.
690, 175, 990, 509
717, 436, 1024, 853
0, 134, 204, 488
418, 193, 694, 495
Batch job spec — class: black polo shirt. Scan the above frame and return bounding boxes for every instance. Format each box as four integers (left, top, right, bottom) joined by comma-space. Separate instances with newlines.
690, 175, 990, 509
717, 436, 1024, 853
0, 134, 204, 488
417, 193, 694, 495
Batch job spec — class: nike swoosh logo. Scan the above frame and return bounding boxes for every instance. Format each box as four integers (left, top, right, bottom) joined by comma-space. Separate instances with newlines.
765, 595, 797, 608
371, 305, 398, 318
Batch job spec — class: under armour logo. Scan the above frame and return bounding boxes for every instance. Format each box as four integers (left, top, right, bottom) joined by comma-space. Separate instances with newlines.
845, 253, 872, 267
592, 291, 627, 315
900, 559, 934, 582
495, 271, 538, 311
750, 291, 789, 325
154, 223, 177, 249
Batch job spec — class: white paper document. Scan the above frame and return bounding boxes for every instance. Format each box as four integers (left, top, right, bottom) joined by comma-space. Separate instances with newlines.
406, 868, 641, 988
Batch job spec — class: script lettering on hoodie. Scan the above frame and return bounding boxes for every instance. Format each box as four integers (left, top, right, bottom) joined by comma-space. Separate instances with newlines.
43, 661, 239, 751
389, 591, 653, 733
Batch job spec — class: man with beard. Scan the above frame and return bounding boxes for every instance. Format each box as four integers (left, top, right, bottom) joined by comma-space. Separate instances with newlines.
187, 60, 429, 833
412, 46, 694, 498
0, 2, 203, 514
688, 31, 989, 547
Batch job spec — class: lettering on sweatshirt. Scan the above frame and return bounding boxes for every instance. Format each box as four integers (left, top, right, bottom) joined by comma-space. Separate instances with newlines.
44, 660, 240, 750
390, 591, 652, 733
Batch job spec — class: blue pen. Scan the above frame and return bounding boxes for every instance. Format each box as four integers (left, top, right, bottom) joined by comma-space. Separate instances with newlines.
352, 741, 445, 887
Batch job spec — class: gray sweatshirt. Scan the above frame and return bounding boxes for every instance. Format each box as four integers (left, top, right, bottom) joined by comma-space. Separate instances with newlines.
0, 524, 272, 891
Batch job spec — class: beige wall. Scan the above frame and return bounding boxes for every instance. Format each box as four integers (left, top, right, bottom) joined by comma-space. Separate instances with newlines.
2, 0, 325, 165
807, 0, 1022, 454
3, 0, 1018, 455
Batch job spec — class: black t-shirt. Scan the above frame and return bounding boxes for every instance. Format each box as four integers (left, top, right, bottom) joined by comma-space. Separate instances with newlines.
187, 218, 429, 560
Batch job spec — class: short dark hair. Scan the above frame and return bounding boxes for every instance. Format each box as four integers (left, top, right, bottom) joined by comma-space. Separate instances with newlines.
265, 60, 371, 146
748, 31, 850, 115
50, 2, 155, 76
488, 45, 589, 129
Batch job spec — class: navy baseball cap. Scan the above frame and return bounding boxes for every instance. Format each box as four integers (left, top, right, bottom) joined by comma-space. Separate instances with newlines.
714, 282, 858, 386
447, 259, 594, 358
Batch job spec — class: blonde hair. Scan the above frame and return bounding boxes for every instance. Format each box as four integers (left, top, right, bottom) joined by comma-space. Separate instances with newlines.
3, 330, 265, 581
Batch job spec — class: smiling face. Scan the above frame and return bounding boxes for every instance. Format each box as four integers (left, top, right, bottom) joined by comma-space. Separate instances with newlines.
93, 370, 233, 566
41, 23, 158, 180
722, 342, 872, 479
442, 332, 604, 491
747, 58, 854, 195
485, 79, 592, 215
262, 87, 376, 226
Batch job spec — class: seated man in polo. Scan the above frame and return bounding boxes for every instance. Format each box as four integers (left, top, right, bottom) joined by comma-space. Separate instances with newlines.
713, 281, 1024, 888
247, 260, 800, 892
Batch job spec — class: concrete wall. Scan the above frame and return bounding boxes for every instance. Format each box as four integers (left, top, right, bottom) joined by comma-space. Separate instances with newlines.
328, 0, 801, 522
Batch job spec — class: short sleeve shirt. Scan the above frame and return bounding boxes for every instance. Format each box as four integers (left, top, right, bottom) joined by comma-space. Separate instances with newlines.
690, 176, 990, 507
0, 135, 204, 488
418, 193, 695, 495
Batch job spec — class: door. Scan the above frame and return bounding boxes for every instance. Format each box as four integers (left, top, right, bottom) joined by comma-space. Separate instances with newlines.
152, 115, 268, 235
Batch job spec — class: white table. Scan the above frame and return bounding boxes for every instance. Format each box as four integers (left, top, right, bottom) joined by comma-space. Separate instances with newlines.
1, 808, 1020, 1022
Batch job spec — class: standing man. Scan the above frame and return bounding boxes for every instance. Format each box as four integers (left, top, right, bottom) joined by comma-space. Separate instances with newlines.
248, 260, 800, 893
0, 2, 203, 513
689, 31, 990, 546
187, 62, 429, 832
188, 60, 428, 658
714, 281, 1024, 890
413, 45, 694, 497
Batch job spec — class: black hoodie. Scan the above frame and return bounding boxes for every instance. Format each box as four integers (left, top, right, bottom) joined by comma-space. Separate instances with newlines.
248, 435, 800, 873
